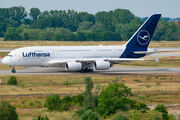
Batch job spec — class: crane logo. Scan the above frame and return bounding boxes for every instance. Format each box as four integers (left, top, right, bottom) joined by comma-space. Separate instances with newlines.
137, 30, 150, 45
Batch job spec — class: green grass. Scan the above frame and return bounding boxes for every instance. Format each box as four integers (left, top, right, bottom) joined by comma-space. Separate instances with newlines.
0, 37, 3, 41
2, 94, 168, 120
133, 79, 142, 83
0, 52, 9, 58
1, 74, 180, 120
1, 41, 180, 49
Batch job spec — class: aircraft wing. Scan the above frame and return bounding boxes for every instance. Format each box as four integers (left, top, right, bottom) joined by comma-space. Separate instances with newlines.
47, 58, 145, 65
75, 58, 145, 63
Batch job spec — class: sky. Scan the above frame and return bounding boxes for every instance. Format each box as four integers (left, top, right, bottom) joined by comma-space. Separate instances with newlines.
0, 0, 179, 18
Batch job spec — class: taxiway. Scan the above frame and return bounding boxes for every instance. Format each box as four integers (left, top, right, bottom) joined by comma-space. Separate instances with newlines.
0, 66, 180, 75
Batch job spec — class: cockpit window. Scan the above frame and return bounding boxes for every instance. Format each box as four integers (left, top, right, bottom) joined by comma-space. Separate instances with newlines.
7, 55, 13, 57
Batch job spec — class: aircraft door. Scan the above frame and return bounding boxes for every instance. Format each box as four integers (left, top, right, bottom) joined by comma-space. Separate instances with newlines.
50, 48, 55, 58
18, 53, 22, 61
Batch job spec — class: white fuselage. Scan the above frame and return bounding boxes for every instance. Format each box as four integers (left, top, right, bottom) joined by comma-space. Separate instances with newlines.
3, 45, 127, 67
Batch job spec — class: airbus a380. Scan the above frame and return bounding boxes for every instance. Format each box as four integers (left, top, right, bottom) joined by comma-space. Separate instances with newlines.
3, 14, 162, 73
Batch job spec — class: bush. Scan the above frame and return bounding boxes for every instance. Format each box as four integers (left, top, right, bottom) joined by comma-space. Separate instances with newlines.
113, 113, 129, 120
44, 94, 83, 112
71, 93, 84, 106
44, 94, 62, 111
162, 111, 169, 120
154, 116, 162, 120
155, 104, 169, 120
65, 81, 69, 86
33, 115, 49, 120
96, 82, 132, 117
83, 77, 94, 111
7, 76, 17, 85
81, 110, 99, 120
155, 104, 167, 113
74, 109, 84, 117
61, 95, 72, 111
133, 102, 149, 110
0, 100, 18, 120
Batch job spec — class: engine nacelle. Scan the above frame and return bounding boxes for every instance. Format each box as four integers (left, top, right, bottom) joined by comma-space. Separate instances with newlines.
65, 62, 82, 71
94, 61, 111, 70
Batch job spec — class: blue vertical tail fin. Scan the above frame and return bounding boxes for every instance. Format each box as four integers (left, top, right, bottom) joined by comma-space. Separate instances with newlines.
125, 14, 161, 48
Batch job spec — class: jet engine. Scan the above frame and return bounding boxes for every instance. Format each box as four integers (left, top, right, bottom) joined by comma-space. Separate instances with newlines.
94, 61, 111, 70
65, 62, 82, 71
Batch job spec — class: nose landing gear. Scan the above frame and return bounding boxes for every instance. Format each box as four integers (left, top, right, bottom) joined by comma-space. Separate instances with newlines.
11, 67, 16, 73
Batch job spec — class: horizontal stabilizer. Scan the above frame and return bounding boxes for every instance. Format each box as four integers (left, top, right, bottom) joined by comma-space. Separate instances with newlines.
134, 50, 175, 54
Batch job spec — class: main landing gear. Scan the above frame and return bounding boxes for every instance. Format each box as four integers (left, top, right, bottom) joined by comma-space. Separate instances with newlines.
80, 68, 94, 73
11, 67, 16, 73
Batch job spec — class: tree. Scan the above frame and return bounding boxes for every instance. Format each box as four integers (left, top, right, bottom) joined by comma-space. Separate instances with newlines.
29, 8, 41, 20
83, 77, 94, 111
155, 104, 169, 120
96, 82, 131, 117
32, 17, 63, 29
7, 76, 17, 85
0, 8, 10, 19
44, 94, 62, 111
130, 17, 143, 25
83, 13, 95, 23
113, 113, 129, 120
4, 33, 22, 41
95, 11, 114, 31
55, 27, 71, 34
78, 32, 86, 41
0, 100, 18, 120
100, 31, 114, 41
66, 33, 78, 41
91, 22, 106, 31
22, 18, 32, 25
41, 10, 50, 18
95, 9, 134, 32
52, 33, 65, 41
9, 6, 27, 23
112, 9, 134, 25
77, 21, 93, 31
35, 115, 49, 120
81, 110, 99, 120
115, 23, 123, 34
0, 17, 8, 36
121, 24, 134, 40
92, 30, 103, 41
113, 32, 121, 41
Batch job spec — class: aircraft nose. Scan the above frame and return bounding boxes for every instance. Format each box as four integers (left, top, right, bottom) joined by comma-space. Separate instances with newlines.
2, 57, 7, 65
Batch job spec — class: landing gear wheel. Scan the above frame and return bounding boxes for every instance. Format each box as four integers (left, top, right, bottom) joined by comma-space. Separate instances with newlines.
11, 67, 16, 73
12, 70, 16, 73
80, 68, 94, 73
90, 69, 94, 72
80, 69, 84, 73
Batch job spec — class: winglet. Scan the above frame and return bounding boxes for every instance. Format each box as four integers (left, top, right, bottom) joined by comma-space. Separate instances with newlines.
145, 57, 160, 63
155, 57, 160, 63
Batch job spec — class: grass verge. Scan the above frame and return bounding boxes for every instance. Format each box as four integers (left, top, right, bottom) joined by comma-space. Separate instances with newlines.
1, 41, 180, 49
0, 74, 180, 95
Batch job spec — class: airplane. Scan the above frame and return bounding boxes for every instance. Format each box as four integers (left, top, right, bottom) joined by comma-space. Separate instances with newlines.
2, 14, 162, 73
